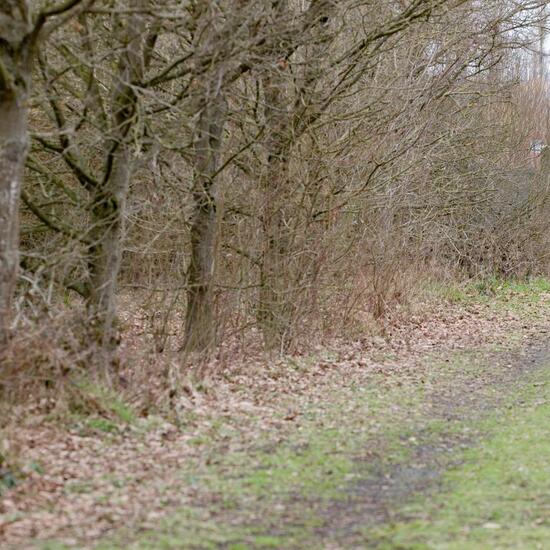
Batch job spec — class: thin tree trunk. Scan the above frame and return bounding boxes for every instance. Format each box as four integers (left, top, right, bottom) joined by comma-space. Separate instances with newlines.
0, 3, 86, 347
86, 4, 145, 354
184, 86, 227, 352
256, 0, 333, 349
257, 68, 293, 349
88, 146, 131, 351
0, 8, 33, 345
0, 90, 28, 346
258, 165, 293, 349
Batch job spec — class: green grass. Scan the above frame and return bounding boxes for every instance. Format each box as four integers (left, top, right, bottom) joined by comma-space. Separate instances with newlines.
89, 352, 495, 550
64, 379, 137, 434
366, 372, 550, 549
432, 276, 550, 306
83, 343, 544, 549
99, 347, 550, 550
72, 374, 415, 548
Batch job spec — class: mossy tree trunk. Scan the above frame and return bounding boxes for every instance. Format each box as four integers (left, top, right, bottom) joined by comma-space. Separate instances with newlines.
0, 1, 89, 346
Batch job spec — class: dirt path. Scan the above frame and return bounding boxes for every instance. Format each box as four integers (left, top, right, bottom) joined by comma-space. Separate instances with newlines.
2, 282, 550, 549
313, 339, 550, 548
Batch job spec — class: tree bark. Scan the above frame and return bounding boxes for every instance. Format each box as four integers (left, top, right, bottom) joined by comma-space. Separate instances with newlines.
0, 89, 28, 346
88, 146, 131, 351
86, 4, 145, 354
0, 1, 89, 347
257, 67, 294, 349
0, 4, 33, 346
256, 0, 334, 349
184, 84, 227, 352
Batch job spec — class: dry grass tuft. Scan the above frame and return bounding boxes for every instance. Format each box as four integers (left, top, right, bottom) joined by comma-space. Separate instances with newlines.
0, 311, 103, 419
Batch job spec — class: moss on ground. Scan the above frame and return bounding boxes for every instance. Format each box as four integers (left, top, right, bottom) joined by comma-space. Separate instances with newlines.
431, 276, 550, 308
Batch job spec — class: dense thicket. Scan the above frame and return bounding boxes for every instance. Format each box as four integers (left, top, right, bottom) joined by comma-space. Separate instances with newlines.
1, 1, 550, 383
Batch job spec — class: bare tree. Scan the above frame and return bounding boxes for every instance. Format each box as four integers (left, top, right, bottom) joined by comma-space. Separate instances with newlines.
86, 0, 151, 353
0, 0, 90, 346
8, 0, 550, 370
23, 0, 159, 358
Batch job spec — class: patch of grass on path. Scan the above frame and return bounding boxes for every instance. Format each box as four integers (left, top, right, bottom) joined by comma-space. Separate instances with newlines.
366, 373, 550, 549
30, 279, 550, 550
94, 379, 424, 549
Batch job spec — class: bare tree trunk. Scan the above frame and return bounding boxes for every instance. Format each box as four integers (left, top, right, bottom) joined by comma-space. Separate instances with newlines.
0, 88, 28, 346
258, 164, 292, 349
539, 5, 548, 81
256, 0, 335, 349
88, 147, 131, 351
184, 84, 227, 352
257, 68, 293, 349
0, 5, 34, 346
87, 4, 146, 354
0, 2, 88, 347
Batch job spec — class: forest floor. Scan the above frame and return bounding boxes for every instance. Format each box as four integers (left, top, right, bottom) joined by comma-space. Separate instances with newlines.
2, 279, 550, 549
